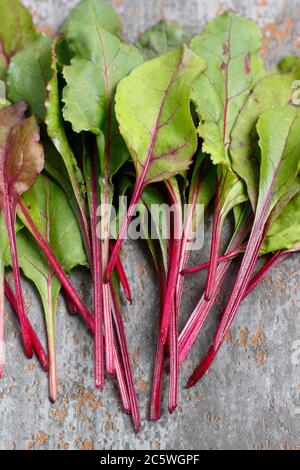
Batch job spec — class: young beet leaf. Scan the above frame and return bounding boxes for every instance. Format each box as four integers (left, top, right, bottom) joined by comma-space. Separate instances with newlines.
62, 18, 142, 380
190, 12, 266, 299
187, 106, 300, 387
0, 0, 38, 80
105, 46, 206, 291
0, 103, 44, 358
14, 174, 87, 402
7, 35, 53, 119
136, 20, 191, 60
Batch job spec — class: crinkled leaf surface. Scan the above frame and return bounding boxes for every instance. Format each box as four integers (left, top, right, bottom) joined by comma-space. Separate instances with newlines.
0, 0, 38, 80
262, 189, 300, 254
46, 45, 86, 216
136, 20, 191, 60
62, 28, 142, 177
0, 103, 44, 208
230, 68, 300, 209
255, 106, 300, 224
115, 46, 206, 186
190, 11, 265, 167
63, 0, 120, 55
7, 35, 52, 119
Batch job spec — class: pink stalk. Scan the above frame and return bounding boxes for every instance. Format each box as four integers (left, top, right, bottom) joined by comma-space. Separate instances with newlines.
63, 289, 79, 315
0, 269, 4, 378
105, 175, 145, 283
18, 201, 95, 333
90, 158, 104, 389
181, 243, 247, 275
150, 268, 167, 421
3, 202, 33, 358
114, 344, 131, 415
178, 212, 252, 364
159, 182, 182, 345
205, 179, 222, 300
186, 216, 266, 388
4, 279, 48, 371
110, 241, 132, 304
110, 283, 141, 432
168, 298, 178, 413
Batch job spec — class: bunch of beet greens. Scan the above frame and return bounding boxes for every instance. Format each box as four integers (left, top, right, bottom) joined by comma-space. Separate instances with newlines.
0, 0, 299, 431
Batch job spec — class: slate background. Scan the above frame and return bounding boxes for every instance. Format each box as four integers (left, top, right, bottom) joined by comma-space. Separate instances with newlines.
0, 0, 299, 450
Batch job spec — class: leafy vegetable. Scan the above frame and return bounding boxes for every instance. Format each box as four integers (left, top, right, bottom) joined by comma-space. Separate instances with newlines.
105, 46, 206, 286
7, 34, 52, 119
62, 15, 142, 380
0, 0, 38, 80
187, 106, 300, 386
0, 102, 44, 358
15, 174, 87, 402
190, 11, 264, 299
136, 20, 191, 60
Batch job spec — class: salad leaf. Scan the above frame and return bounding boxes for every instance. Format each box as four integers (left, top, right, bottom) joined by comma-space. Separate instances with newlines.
230, 66, 300, 208
106, 46, 206, 281
136, 20, 191, 60
190, 11, 264, 299
0, 102, 44, 359
7, 34, 52, 119
188, 105, 300, 386
0, 0, 38, 80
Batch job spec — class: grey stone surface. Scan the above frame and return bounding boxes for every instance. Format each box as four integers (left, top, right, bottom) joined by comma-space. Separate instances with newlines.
0, 0, 300, 451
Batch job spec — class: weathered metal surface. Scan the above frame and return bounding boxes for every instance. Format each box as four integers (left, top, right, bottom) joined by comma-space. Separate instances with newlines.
0, 0, 299, 451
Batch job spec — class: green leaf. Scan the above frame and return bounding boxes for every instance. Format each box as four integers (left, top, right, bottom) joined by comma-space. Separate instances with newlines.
62, 28, 143, 177
230, 69, 300, 209
7, 34, 52, 119
45, 45, 87, 221
20, 174, 87, 272
0, 0, 38, 80
136, 20, 191, 60
255, 106, 300, 223
63, 0, 120, 54
190, 11, 265, 167
262, 188, 300, 253
115, 46, 206, 186
0, 103, 44, 208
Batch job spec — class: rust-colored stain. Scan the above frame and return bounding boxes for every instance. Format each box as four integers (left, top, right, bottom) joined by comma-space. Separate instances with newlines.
262, 16, 295, 56
77, 438, 94, 451
251, 325, 265, 348
154, 441, 161, 449
112, 0, 124, 8
239, 328, 249, 347
203, 412, 220, 430
50, 403, 68, 422
255, 348, 267, 366
137, 378, 148, 392
36, 431, 49, 446
131, 347, 140, 369
224, 329, 232, 343
138, 265, 146, 276
56, 441, 69, 450
75, 387, 103, 416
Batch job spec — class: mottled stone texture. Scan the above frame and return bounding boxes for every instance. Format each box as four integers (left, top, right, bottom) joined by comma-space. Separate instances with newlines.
0, 0, 299, 451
